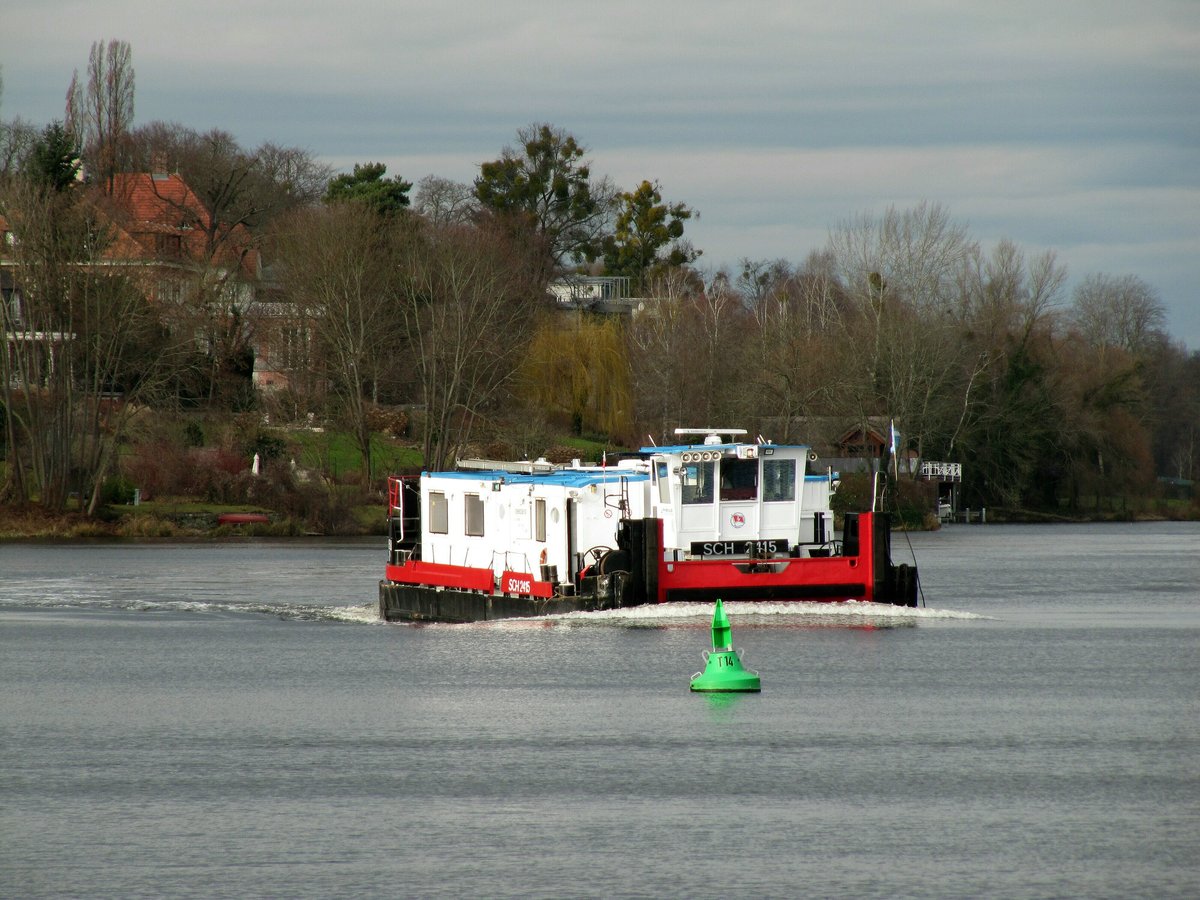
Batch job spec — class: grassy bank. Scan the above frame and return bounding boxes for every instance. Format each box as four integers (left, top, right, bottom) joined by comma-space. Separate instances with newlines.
0, 497, 387, 541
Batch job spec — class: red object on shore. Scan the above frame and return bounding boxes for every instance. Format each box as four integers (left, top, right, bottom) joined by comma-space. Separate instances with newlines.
217, 513, 269, 525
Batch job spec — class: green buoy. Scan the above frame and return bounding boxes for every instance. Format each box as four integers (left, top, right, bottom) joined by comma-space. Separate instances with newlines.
690, 599, 761, 692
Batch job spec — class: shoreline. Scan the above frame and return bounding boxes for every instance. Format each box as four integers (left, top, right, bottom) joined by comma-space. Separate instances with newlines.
2, 506, 1192, 543
0, 507, 385, 542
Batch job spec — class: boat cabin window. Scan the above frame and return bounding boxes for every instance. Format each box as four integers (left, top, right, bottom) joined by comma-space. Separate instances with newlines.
762, 459, 796, 502
720, 458, 758, 501
656, 462, 670, 503
430, 491, 449, 534
681, 460, 714, 504
535, 498, 546, 542
465, 493, 485, 536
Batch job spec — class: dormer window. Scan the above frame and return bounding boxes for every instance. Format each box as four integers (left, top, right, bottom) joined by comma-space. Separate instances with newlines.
156, 234, 182, 257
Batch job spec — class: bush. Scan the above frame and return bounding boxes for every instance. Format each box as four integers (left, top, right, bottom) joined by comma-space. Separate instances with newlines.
893, 478, 936, 529
275, 482, 364, 534
183, 420, 205, 448
246, 431, 287, 462
365, 405, 410, 439
830, 472, 875, 516
99, 475, 137, 505
829, 471, 936, 529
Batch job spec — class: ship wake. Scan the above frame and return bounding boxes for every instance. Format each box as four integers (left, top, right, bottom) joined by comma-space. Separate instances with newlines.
468, 599, 987, 630
0, 589, 381, 624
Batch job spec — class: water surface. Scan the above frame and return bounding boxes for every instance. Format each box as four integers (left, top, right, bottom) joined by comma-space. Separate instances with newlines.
3, 524, 1198, 898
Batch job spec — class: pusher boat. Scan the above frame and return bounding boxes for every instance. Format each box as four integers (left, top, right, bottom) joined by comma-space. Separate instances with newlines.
379, 428, 918, 623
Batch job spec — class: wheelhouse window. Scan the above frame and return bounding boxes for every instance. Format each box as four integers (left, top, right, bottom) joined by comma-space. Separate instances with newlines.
681, 461, 714, 504
762, 459, 796, 502
657, 462, 671, 503
429, 492, 448, 533
465, 493, 484, 536
719, 458, 758, 501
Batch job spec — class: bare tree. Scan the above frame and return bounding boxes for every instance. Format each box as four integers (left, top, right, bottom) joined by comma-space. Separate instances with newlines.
127, 124, 330, 231
397, 218, 548, 470
626, 266, 707, 439
256, 142, 334, 212
273, 203, 402, 485
413, 175, 478, 226
1, 67, 40, 181
65, 39, 135, 192
824, 202, 979, 467
1070, 273, 1165, 356
0, 176, 183, 512
0, 117, 37, 181
745, 255, 846, 441
116, 125, 331, 406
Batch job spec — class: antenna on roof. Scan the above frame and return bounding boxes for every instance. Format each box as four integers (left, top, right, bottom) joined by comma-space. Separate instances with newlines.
673, 427, 748, 444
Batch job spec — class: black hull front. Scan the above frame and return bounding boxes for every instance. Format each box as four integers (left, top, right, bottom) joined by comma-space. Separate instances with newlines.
379, 581, 611, 623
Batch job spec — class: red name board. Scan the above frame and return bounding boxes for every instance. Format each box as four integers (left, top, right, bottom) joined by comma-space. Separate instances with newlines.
500, 570, 554, 598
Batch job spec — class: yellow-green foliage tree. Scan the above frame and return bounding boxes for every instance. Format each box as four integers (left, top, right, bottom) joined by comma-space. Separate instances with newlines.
519, 316, 632, 438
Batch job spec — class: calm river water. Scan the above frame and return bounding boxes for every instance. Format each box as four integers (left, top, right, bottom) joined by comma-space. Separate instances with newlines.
2, 523, 1198, 898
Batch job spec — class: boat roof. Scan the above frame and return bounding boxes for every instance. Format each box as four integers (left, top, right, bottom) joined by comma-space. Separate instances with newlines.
427, 469, 649, 488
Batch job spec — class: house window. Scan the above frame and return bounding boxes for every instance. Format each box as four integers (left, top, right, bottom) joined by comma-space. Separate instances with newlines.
156, 233, 182, 257
283, 326, 309, 370
763, 459, 796, 502
681, 461, 714, 504
429, 492, 448, 534
157, 279, 184, 305
465, 493, 484, 536
2, 287, 23, 327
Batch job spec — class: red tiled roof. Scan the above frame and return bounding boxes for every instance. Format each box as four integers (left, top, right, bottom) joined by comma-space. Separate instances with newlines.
109, 173, 212, 228
103, 173, 259, 277
3, 174, 260, 279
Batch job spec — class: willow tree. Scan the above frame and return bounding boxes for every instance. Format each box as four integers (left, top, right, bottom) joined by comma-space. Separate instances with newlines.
518, 316, 632, 438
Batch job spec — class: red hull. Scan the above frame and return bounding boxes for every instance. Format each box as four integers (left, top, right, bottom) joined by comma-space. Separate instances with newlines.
382, 511, 897, 613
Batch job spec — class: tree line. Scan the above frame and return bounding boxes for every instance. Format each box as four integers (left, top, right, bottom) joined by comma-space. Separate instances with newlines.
1, 40, 1196, 517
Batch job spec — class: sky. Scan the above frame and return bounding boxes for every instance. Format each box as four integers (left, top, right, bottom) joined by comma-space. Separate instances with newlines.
3, 1, 1199, 347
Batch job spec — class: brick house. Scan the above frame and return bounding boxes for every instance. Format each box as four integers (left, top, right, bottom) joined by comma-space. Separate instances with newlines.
3, 167, 271, 393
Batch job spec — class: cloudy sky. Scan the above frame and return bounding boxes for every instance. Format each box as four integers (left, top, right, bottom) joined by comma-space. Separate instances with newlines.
4, 1, 1198, 345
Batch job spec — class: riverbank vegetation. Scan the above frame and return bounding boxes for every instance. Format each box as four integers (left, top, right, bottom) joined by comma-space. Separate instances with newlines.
2, 41, 1196, 538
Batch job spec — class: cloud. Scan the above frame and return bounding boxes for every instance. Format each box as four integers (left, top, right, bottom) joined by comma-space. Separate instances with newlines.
4, 0, 1198, 344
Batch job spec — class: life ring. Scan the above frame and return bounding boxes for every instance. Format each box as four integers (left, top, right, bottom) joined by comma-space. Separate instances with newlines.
539, 548, 547, 565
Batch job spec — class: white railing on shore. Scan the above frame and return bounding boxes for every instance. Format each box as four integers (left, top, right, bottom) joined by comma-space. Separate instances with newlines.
920, 461, 962, 481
